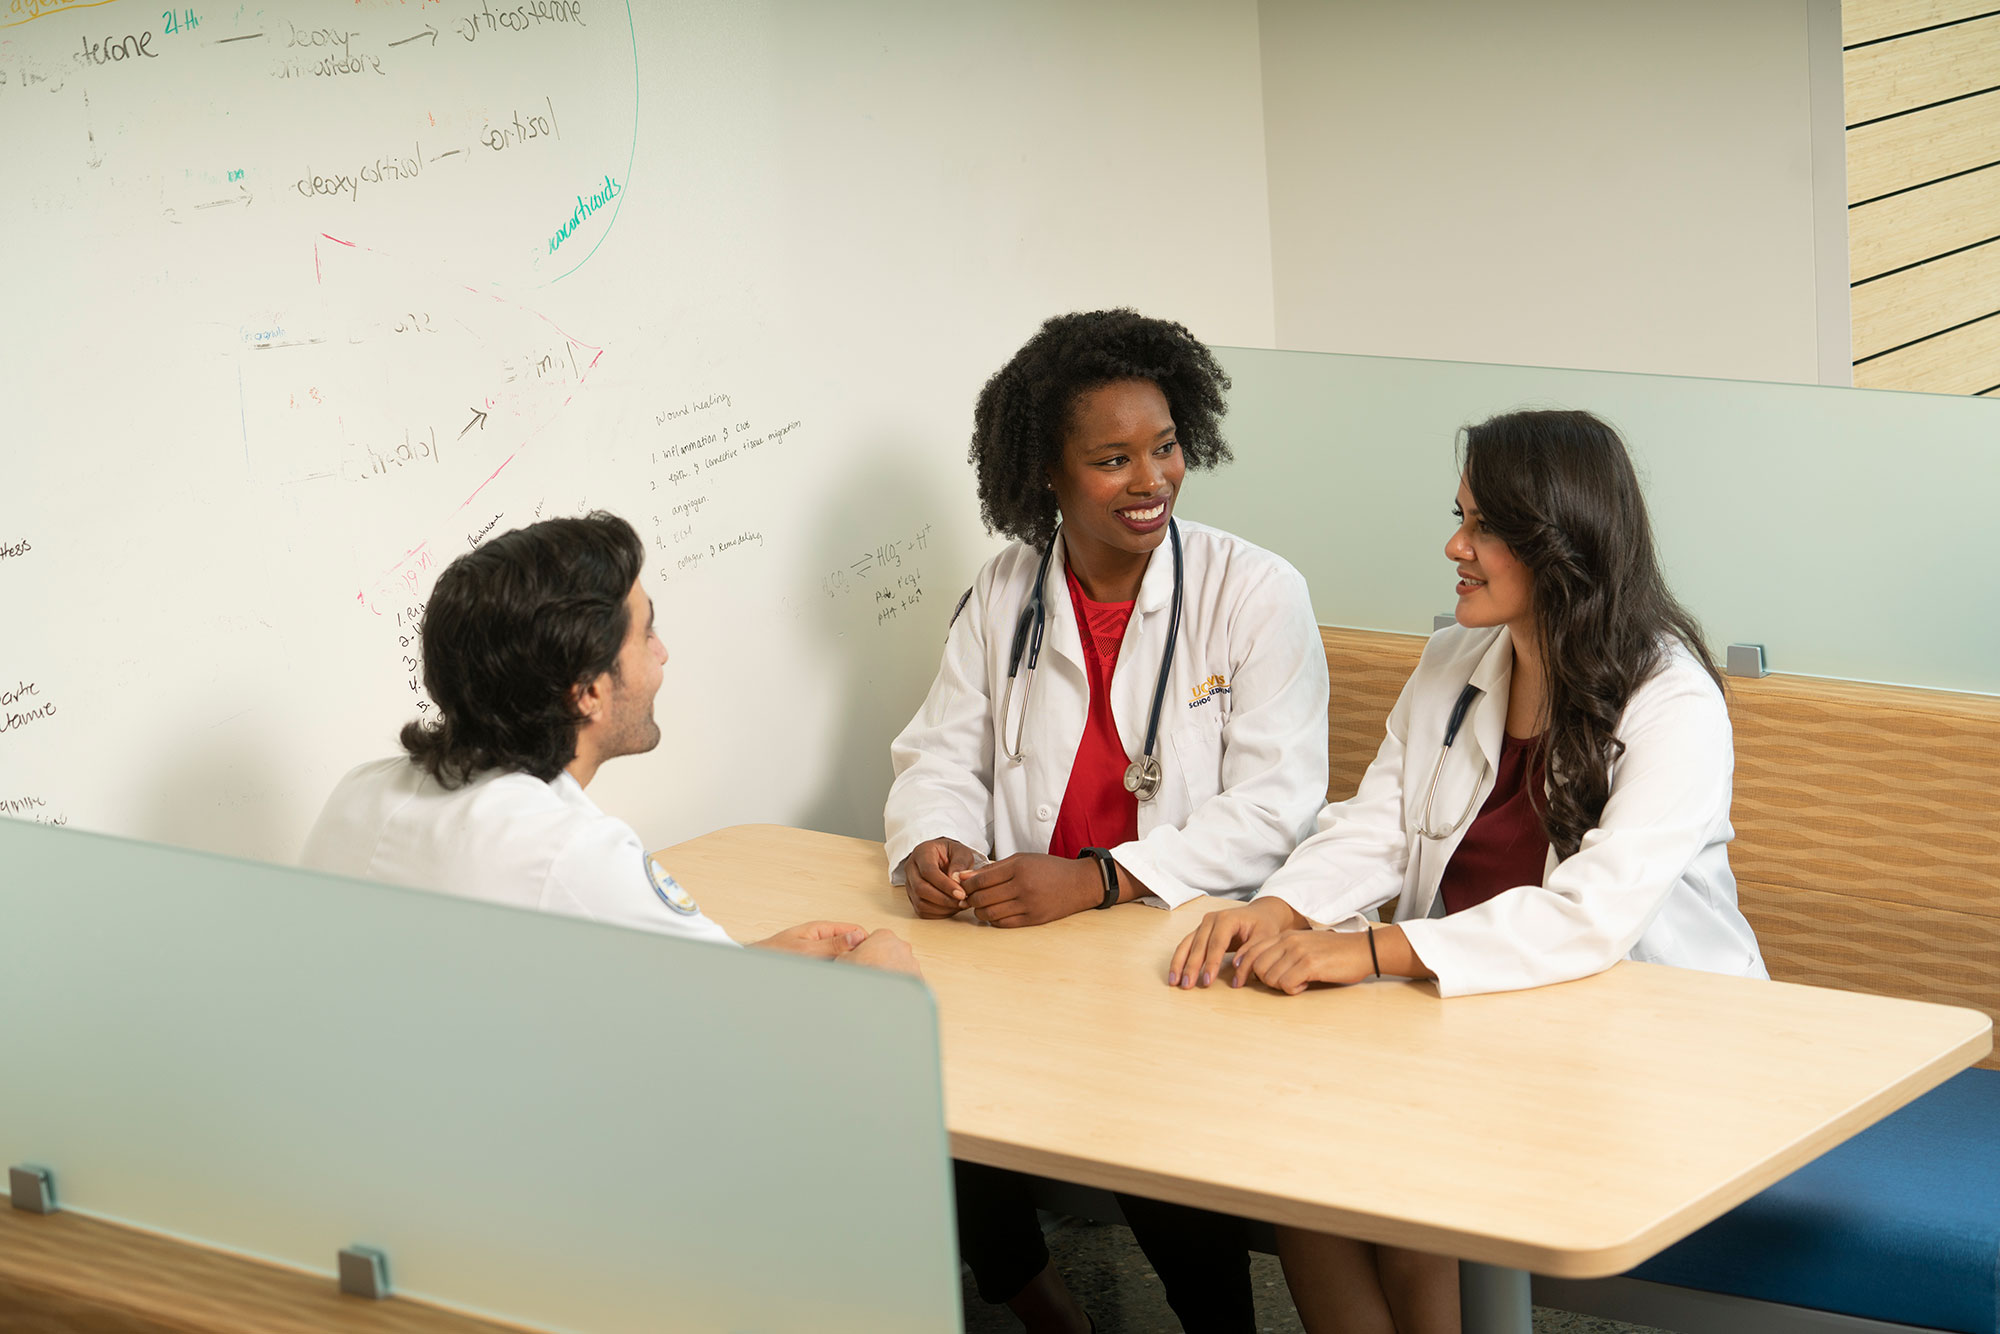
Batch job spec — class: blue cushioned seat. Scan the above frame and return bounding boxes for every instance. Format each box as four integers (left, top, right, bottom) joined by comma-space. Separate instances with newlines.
1631, 1067, 2000, 1334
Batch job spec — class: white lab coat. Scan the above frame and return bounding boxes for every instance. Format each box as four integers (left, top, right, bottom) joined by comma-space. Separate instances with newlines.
302, 756, 738, 947
1256, 624, 1767, 996
885, 519, 1329, 908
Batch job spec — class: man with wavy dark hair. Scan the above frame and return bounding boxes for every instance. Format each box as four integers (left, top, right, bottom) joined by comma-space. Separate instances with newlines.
304, 511, 915, 970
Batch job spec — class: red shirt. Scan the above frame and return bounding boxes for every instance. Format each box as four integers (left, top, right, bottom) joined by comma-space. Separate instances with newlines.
1438, 732, 1551, 915
1047, 566, 1139, 860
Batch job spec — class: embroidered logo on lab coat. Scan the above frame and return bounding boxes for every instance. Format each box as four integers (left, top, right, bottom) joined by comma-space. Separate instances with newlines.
1187, 674, 1232, 709
645, 855, 701, 916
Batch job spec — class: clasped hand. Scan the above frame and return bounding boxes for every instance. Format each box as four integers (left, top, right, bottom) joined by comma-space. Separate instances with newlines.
1168, 897, 1379, 992
755, 920, 921, 975
900, 838, 1101, 927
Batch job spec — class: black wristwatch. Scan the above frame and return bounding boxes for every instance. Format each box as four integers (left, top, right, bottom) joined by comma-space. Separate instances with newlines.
1076, 847, 1120, 910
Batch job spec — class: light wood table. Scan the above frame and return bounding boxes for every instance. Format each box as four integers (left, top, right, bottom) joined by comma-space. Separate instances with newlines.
661, 825, 1993, 1333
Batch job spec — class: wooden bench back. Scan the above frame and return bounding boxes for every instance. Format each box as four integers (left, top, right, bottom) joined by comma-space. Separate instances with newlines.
1319, 627, 2000, 1067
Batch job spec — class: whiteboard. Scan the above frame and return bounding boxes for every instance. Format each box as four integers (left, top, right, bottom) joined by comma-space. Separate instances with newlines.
0, 0, 1278, 862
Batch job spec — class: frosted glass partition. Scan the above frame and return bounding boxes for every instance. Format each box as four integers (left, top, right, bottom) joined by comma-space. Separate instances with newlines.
0, 821, 958, 1334
1194, 347, 1999, 696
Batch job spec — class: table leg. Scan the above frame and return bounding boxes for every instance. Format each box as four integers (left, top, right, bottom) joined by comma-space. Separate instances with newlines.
1458, 1261, 1531, 1334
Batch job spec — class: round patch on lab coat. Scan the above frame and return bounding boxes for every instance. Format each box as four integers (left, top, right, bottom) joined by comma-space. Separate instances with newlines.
645, 855, 701, 916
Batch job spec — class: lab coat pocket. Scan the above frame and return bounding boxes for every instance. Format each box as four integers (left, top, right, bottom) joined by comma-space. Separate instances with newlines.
1169, 719, 1225, 808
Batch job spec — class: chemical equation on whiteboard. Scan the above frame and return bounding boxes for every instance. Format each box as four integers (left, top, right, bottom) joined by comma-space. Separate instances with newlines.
0, 678, 59, 739
0, 794, 68, 827
815, 526, 933, 626
292, 97, 567, 202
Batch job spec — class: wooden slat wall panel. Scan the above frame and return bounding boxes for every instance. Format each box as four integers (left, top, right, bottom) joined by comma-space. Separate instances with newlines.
1852, 307, 2000, 390
1845, 15, 2000, 124
1727, 673, 2000, 919
1321, 626, 1425, 801
1847, 90, 2000, 203
1850, 235, 2000, 355
1738, 881, 2000, 1070
1844, 0, 2000, 49
1848, 163, 2000, 279
1845, 5, 2000, 393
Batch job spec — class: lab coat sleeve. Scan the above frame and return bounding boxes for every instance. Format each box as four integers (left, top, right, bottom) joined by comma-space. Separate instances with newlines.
1251, 661, 1418, 928
1398, 658, 1734, 997
883, 570, 998, 884
545, 816, 740, 946
1110, 561, 1329, 907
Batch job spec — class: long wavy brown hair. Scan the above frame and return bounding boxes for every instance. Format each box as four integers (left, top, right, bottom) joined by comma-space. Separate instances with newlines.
1461, 410, 1722, 860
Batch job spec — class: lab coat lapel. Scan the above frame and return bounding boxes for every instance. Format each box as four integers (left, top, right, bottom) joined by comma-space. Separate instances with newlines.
1409, 627, 1512, 918
1466, 626, 1514, 780
1042, 531, 1085, 672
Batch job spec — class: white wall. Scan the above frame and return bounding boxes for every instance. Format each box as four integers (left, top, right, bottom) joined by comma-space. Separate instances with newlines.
0, 0, 1277, 862
0, 0, 1849, 863
1256, 0, 1837, 383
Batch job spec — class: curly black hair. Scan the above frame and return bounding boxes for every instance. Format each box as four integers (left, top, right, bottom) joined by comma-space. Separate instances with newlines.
399, 511, 642, 788
969, 309, 1232, 548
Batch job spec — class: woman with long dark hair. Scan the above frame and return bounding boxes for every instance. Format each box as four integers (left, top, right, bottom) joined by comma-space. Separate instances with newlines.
1170, 409, 1765, 1333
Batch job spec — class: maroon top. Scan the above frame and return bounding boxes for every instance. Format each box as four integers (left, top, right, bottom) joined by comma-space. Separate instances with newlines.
1438, 732, 1551, 915
1048, 566, 1140, 860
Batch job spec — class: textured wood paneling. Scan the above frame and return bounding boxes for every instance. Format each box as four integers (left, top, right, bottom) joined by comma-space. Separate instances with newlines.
1849, 161, 2000, 279
1739, 880, 2000, 1070
1729, 672, 2000, 919
1850, 233, 2000, 356
1847, 89, 2000, 203
1852, 307, 2000, 390
0, 1208, 526, 1334
1322, 625, 1426, 801
1845, 14, 2000, 125
1844, 0, 2000, 49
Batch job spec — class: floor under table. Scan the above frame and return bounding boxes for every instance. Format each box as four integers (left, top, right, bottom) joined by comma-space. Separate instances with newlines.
957, 1216, 1668, 1334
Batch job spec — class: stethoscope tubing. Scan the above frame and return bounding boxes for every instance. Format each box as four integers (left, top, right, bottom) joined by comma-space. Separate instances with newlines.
999, 519, 1184, 802
1414, 681, 1486, 840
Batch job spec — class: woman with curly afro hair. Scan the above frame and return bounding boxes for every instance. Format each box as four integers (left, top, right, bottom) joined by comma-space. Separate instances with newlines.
884, 310, 1332, 1333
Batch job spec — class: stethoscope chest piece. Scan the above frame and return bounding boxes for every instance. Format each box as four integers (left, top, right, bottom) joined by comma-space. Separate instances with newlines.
1123, 755, 1164, 802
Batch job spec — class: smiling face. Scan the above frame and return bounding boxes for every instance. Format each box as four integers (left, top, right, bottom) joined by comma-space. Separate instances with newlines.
593, 578, 668, 760
1447, 475, 1535, 634
1047, 378, 1184, 583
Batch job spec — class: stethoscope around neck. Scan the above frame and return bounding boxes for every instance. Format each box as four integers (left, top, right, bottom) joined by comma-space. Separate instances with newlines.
1414, 682, 1488, 840
999, 518, 1184, 803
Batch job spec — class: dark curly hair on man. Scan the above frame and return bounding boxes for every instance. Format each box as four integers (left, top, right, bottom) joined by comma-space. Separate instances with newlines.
969, 309, 1232, 549
399, 511, 643, 788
